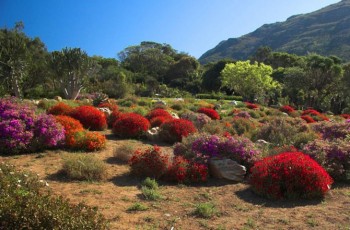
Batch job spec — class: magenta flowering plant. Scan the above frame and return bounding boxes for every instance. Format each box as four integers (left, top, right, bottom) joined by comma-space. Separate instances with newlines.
312, 121, 350, 140
303, 138, 350, 181
180, 112, 212, 130
174, 133, 261, 169
32, 114, 65, 150
0, 98, 65, 154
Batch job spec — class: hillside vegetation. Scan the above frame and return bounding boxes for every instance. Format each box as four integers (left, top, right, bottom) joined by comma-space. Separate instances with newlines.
199, 0, 350, 63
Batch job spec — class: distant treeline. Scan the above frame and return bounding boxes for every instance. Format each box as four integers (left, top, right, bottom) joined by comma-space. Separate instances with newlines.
0, 23, 349, 113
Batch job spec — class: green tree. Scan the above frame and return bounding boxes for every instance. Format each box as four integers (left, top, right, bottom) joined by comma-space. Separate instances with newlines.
49, 48, 96, 100
0, 22, 29, 97
88, 56, 133, 98
118, 41, 176, 83
164, 56, 200, 91
220, 61, 280, 102
201, 59, 234, 92
283, 54, 344, 111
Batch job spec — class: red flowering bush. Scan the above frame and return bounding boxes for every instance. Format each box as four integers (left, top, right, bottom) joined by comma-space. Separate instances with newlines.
340, 114, 350, 119
159, 119, 197, 143
197, 107, 220, 120
150, 116, 173, 127
69, 106, 107, 131
55, 115, 84, 134
280, 105, 295, 114
250, 152, 333, 200
47, 102, 73, 116
245, 102, 259, 110
166, 156, 208, 183
128, 146, 170, 179
302, 109, 329, 122
301, 115, 316, 123
302, 109, 320, 116
112, 113, 150, 138
65, 130, 106, 151
145, 108, 173, 120
108, 110, 122, 128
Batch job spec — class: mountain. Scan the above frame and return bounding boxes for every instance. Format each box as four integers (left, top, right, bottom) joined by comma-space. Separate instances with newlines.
199, 0, 350, 64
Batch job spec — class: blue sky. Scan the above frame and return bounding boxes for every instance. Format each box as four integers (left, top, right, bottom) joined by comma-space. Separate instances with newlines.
0, 0, 341, 59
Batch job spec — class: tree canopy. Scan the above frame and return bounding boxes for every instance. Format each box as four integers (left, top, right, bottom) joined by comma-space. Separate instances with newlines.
220, 61, 280, 102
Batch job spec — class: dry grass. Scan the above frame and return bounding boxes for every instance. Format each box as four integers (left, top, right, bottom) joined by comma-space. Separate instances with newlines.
1, 130, 349, 230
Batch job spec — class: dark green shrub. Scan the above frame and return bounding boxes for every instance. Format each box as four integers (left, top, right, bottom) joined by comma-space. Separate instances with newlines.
0, 163, 108, 229
170, 103, 183, 111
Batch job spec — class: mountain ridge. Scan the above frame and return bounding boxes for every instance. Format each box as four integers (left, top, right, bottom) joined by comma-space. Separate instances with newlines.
199, 0, 350, 64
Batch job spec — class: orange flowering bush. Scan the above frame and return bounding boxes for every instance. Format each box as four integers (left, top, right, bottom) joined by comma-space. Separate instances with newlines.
128, 146, 170, 179
250, 152, 333, 200
112, 113, 150, 138
84, 131, 106, 151
54, 115, 84, 134
65, 130, 106, 151
159, 119, 197, 143
69, 106, 107, 131
47, 102, 73, 116
197, 107, 220, 120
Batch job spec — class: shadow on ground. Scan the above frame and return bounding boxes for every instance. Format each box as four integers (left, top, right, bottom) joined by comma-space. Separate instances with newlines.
235, 187, 324, 208
109, 172, 141, 187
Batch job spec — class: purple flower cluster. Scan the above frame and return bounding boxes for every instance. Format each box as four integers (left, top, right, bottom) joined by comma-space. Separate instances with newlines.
180, 112, 212, 130
33, 114, 65, 148
0, 98, 65, 154
192, 135, 221, 158
219, 136, 261, 167
312, 121, 350, 140
174, 133, 261, 168
235, 111, 251, 119
303, 139, 350, 181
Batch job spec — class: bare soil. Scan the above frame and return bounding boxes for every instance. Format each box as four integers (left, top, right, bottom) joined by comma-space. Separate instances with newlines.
1, 130, 349, 230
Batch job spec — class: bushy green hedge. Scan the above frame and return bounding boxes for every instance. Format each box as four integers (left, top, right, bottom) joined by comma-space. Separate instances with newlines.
195, 93, 242, 101
0, 163, 109, 229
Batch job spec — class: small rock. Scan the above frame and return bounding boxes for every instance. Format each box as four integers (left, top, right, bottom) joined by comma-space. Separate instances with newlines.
146, 127, 160, 142
54, 96, 63, 101
209, 158, 246, 182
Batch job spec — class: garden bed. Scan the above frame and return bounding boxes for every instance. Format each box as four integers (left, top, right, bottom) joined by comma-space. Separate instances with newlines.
1, 131, 349, 229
